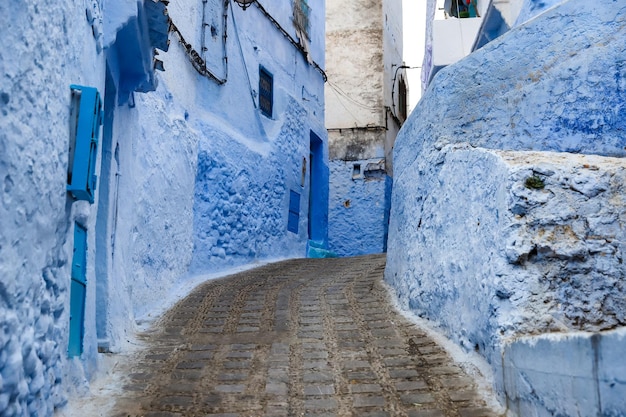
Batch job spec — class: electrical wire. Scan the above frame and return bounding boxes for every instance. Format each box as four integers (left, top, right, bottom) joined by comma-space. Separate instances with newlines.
328, 85, 364, 125
253, 1, 327, 82
327, 81, 379, 111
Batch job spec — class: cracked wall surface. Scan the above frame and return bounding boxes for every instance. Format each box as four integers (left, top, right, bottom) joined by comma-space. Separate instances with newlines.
1, 0, 328, 414
385, 0, 626, 414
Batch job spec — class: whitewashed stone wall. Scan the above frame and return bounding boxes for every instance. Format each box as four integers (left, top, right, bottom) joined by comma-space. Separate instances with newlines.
325, 0, 403, 256
386, 0, 626, 414
387, 147, 626, 416
0, 1, 104, 414
1, 0, 328, 415
388, 145, 626, 347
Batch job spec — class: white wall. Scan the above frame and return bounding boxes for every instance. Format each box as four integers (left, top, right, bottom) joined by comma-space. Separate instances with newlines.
325, 0, 384, 129
0, 0, 328, 414
383, 0, 404, 174
432, 17, 483, 67
387, 0, 626, 413
325, 0, 404, 257
0, 1, 106, 414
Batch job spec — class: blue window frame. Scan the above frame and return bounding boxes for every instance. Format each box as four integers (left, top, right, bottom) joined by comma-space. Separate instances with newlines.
68, 85, 103, 204
259, 67, 273, 118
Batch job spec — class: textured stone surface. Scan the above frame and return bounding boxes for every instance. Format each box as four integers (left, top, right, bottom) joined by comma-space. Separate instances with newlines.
328, 159, 392, 256
386, 0, 626, 415
404, 0, 626, 172
390, 146, 626, 350
2, 0, 328, 414
0, 1, 102, 415
191, 96, 312, 273
501, 328, 626, 417
65, 256, 503, 417
387, 141, 626, 412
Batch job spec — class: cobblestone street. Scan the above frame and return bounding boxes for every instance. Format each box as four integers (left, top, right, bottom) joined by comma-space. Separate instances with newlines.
110, 255, 501, 417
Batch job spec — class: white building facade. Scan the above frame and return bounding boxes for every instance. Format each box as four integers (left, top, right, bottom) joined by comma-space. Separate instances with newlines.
421, 0, 564, 91
0, 0, 328, 414
325, 0, 405, 257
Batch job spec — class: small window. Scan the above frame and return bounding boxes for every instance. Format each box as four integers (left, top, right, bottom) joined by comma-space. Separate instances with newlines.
259, 67, 273, 118
364, 160, 386, 180
287, 190, 301, 234
352, 164, 361, 179
398, 77, 407, 121
448, 0, 479, 18
293, 0, 311, 40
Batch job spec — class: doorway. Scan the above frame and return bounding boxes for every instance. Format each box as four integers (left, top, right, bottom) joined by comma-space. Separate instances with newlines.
308, 131, 329, 245
69, 223, 87, 357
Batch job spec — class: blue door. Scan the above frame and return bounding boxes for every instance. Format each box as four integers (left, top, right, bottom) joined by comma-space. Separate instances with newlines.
308, 131, 329, 244
69, 223, 87, 357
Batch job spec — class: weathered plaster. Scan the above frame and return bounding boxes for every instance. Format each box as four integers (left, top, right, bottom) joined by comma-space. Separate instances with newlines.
387, 0, 626, 414
1, 0, 328, 414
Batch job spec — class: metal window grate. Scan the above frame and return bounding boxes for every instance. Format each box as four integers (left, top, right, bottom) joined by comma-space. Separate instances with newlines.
259, 67, 273, 118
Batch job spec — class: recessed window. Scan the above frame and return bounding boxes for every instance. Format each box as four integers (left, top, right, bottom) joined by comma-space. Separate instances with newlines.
293, 0, 311, 40
259, 67, 273, 118
448, 0, 480, 18
287, 190, 300, 234
398, 77, 407, 121
352, 164, 361, 179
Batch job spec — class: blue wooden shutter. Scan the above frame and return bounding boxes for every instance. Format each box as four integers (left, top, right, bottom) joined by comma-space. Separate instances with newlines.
68, 85, 103, 204
288, 190, 300, 234
68, 223, 88, 357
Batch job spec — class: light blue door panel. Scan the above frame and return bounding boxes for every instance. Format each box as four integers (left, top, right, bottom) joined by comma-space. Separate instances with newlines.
69, 223, 87, 357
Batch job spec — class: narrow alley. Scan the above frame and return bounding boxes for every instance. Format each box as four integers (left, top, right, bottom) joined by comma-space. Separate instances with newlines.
101, 255, 500, 417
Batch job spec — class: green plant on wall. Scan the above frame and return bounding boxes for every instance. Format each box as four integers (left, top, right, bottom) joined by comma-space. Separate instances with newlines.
525, 175, 545, 190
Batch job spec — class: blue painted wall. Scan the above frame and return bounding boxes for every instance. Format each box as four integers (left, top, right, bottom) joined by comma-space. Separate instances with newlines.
0, 0, 328, 414
328, 159, 391, 256
190, 97, 326, 271
387, 0, 626, 414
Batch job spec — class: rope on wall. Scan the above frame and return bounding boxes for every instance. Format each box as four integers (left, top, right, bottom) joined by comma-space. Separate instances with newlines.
168, 0, 327, 84
253, 1, 327, 82
169, 18, 227, 84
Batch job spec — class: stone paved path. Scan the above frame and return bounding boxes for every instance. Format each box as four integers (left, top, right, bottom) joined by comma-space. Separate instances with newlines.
111, 255, 501, 417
